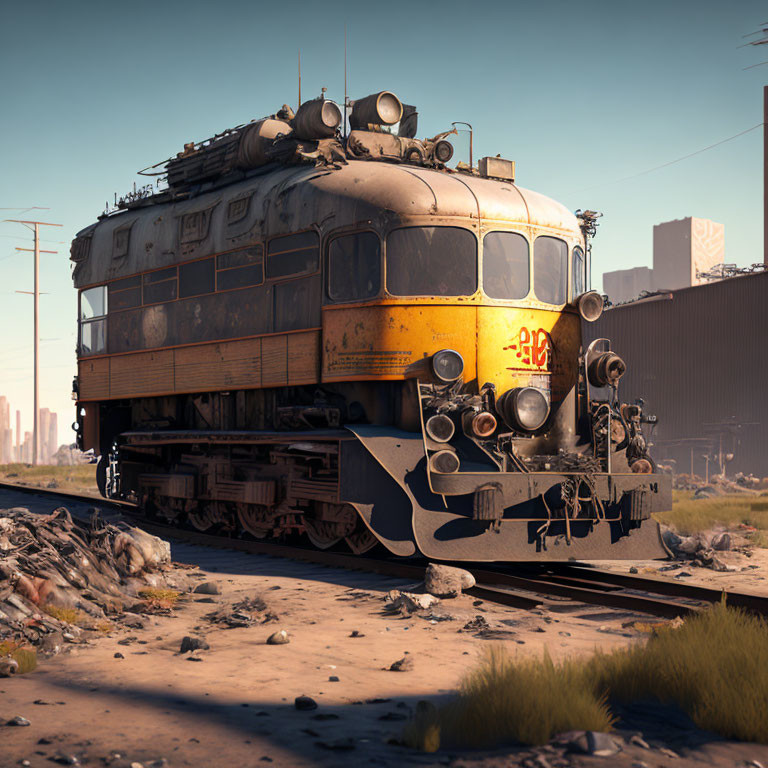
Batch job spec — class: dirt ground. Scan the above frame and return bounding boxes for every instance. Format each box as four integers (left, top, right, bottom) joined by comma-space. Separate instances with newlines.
2, 489, 768, 768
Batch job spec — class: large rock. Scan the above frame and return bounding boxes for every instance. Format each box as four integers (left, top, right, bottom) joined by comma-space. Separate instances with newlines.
424, 564, 475, 597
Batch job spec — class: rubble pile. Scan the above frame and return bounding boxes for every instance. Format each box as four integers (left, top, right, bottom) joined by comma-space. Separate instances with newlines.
0, 506, 173, 656
662, 526, 755, 572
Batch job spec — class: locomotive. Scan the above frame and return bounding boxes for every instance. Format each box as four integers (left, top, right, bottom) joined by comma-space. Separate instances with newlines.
71, 90, 671, 561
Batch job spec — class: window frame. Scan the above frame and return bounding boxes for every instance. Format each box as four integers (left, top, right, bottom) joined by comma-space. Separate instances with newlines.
571, 245, 586, 301
384, 225, 478, 298
326, 230, 382, 303
266, 229, 320, 282
481, 230, 531, 301
79, 285, 108, 357
215, 244, 265, 293
532, 235, 568, 306
142, 266, 179, 305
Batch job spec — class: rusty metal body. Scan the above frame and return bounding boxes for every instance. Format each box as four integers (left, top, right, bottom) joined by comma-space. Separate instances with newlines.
71, 94, 670, 561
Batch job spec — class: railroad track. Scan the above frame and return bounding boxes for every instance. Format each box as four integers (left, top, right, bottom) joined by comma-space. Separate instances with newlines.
2, 480, 767, 621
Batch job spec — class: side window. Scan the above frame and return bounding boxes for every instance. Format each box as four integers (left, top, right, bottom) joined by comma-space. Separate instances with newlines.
571, 246, 585, 299
386, 227, 477, 296
266, 232, 319, 280
179, 258, 215, 298
143, 266, 178, 304
533, 236, 567, 305
328, 232, 381, 302
482, 232, 529, 300
216, 245, 264, 291
108, 275, 141, 311
80, 286, 107, 356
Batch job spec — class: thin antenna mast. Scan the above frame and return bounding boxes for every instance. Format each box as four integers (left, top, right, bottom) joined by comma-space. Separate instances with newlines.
298, 50, 302, 108
344, 25, 348, 140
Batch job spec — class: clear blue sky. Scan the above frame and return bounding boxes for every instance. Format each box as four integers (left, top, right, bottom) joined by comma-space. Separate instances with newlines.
1, 0, 765, 445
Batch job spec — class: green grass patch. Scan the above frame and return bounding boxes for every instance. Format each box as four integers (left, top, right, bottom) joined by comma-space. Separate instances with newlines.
0, 462, 98, 495
0, 641, 38, 674
654, 490, 768, 537
404, 603, 768, 751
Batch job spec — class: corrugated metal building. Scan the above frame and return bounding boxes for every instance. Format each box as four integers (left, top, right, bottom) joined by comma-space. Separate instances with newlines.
585, 271, 768, 477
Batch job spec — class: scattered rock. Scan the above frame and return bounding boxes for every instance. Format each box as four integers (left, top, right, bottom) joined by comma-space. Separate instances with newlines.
349, 630, 364, 638
629, 566, 638, 574
295, 695, 318, 711
328, 676, 339, 682
266, 630, 289, 645
386, 590, 439, 614
629, 733, 650, 749
0, 658, 19, 677
388, 656, 414, 672
6, 715, 30, 727
179, 636, 209, 653
658, 747, 679, 759
315, 738, 355, 751
566, 731, 621, 756
114, 652, 124, 659
460, 615, 490, 633
424, 563, 475, 597
193, 581, 221, 595
711, 531, 732, 551
52, 755, 80, 766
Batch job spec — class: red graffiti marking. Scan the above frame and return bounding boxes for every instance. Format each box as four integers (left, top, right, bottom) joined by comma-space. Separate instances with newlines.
503, 327, 551, 370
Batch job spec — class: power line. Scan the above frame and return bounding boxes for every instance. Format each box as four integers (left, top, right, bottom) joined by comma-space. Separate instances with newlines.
575, 123, 762, 193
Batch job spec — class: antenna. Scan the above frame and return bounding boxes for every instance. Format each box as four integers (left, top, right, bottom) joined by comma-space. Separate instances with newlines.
344, 25, 348, 140
298, 49, 302, 108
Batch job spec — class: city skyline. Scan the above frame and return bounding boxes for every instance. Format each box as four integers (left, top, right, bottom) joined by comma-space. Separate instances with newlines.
0, 395, 61, 464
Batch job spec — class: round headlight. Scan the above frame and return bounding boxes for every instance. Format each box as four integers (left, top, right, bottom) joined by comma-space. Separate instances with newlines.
498, 387, 550, 432
463, 410, 498, 438
588, 352, 626, 387
425, 414, 455, 443
576, 291, 604, 322
431, 349, 464, 383
429, 449, 460, 474
433, 140, 454, 164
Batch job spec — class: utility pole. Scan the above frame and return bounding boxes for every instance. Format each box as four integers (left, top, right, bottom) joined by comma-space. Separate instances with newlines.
6, 219, 61, 464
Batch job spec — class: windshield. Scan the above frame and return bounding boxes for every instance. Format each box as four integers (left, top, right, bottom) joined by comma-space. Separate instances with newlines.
533, 236, 567, 305
483, 232, 529, 300
386, 226, 477, 296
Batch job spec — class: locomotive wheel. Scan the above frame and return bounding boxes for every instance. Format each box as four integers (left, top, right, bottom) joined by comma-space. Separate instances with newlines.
303, 518, 344, 550
345, 519, 378, 555
237, 503, 272, 539
188, 502, 228, 532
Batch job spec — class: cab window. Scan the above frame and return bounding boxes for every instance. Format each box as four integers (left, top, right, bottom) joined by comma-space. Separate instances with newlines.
571, 245, 585, 299
80, 286, 107, 356
483, 232, 529, 300
328, 232, 381, 302
267, 231, 319, 280
386, 226, 476, 296
533, 236, 567, 305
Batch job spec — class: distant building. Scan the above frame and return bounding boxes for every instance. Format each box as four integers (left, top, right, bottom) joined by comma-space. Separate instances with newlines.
602, 217, 725, 303
603, 266, 654, 305
653, 217, 724, 291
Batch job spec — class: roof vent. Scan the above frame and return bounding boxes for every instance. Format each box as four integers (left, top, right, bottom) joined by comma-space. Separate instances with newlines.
479, 156, 515, 182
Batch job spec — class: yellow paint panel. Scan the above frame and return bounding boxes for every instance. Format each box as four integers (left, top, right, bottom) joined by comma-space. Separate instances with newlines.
262, 334, 288, 386
288, 330, 321, 385
78, 358, 110, 400
477, 307, 580, 400
110, 350, 174, 398
322, 305, 477, 382
174, 338, 262, 392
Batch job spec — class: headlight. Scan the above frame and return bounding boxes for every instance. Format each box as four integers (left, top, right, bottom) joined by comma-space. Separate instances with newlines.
588, 352, 626, 387
425, 414, 455, 443
576, 291, 604, 322
497, 387, 550, 432
463, 410, 497, 438
431, 349, 464, 383
429, 449, 460, 473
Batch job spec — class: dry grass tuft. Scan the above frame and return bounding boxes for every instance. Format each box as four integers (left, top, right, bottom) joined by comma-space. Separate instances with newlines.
0, 641, 38, 674
42, 604, 87, 625
404, 603, 768, 751
138, 588, 181, 610
656, 492, 768, 534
